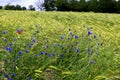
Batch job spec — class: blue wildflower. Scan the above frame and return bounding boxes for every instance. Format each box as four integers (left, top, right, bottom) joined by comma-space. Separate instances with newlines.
8, 78, 12, 80
94, 35, 96, 39
75, 35, 79, 39
25, 50, 28, 53
11, 73, 15, 77
76, 49, 80, 53
46, 45, 48, 48
60, 54, 64, 58
90, 60, 94, 64
48, 54, 55, 57
5, 73, 9, 78
40, 52, 45, 55
18, 51, 22, 55
16, 56, 20, 58
6, 47, 12, 52
13, 66, 16, 69
32, 39, 37, 43
88, 48, 91, 54
28, 76, 32, 80
76, 42, 79, 45
61, 36, 64, 39
3, 31, 7, 34
9, 44, 12, 46
88, 31, 92, 35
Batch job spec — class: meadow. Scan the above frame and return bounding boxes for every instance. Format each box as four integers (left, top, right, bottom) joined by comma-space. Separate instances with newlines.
0, 10, 120, 80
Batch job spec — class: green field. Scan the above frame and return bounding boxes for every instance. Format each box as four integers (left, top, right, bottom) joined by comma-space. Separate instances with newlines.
0, 10, 120, 80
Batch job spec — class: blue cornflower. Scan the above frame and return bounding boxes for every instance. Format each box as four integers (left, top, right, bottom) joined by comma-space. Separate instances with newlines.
70, 32, 73, 35
76, 49, 80, 53
25, 50, 28, 53
6, 47, 10, 51
75, 35, 79, 39
8, 78, 12, 80
90, 60, 94, 64
28, 76, 32, 80
5, 73, 9, 78
88, 48, 91, 54
76, 42, 79, 45
94, 35, 97, 39
88, 31, 92, 35
13, 66, 16, 69
6, 47, 12, 52
61, 36, 64, 39
32, 39, 37, 43
46, 45, 49, 48
48, 54, 55, 57
60, 54, 64, 58
40, 52, 45, 55
3, 31, 6, 34
18, 51, 22, 55
16, 56, 20, 58
11, 73, 15, 77
9, 44, 12, 46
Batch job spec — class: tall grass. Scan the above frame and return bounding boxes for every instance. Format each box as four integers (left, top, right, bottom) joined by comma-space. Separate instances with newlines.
0, 10, 120, 80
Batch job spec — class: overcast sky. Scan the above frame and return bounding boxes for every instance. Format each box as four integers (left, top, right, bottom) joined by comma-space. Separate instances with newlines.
0, 0, 44, 9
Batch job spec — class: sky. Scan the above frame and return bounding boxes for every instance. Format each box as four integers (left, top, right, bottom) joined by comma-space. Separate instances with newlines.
0, 0, 44, 9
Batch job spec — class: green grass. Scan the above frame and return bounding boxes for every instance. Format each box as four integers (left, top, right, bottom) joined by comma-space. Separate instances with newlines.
0, 10, 120, 80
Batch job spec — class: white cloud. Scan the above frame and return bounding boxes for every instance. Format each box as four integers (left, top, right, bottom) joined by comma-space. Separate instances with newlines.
0, 0, 44, 9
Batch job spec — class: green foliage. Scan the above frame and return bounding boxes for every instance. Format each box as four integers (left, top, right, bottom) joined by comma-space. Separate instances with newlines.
0, 11, 120, 80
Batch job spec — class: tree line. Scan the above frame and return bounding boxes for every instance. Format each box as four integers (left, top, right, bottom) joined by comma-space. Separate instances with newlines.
0, 4, 35, 11
41, 0, 120, 13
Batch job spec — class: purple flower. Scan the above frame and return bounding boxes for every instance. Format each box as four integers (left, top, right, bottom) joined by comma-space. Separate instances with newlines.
18, 51, 22, 55
32, 39, 37, 43
76, 49, 80, 53
88, 31, 92, 35
76, 42, 79, 45
8, 78, 12, 80
94, 35, 97, 39
16, 56, 20, 58
48, 54, 55, 57
28, 76, 32, 80
25, 50, 28, 53
46, 45, 49, 48
88, 48, 91, 54
75, 35, 79, 39
40, 52, 45, 55
3, 31, 6, 34
61, 36, 64, 39
6, 47, 12, 52
5, 73, 9, 78
90, 60, 94, 64
11, 73, 15, 77
60, 54, 64, 58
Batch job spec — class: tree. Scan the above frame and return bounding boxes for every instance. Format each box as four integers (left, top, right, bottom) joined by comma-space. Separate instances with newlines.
43, 0, 57, 11
99, 0, 117, 13
0, 6, 2, 9
29, 5, 35, 11
21, 6, 26, 10
56, 0, 70, 11
35, 0, 44, 10
15, 4, 22, 10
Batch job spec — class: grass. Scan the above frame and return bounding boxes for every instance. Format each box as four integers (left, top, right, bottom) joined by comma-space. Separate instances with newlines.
0, 10, 120, 80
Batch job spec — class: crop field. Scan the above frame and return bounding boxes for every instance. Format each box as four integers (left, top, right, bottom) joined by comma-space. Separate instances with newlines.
0, 10, 120, 80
